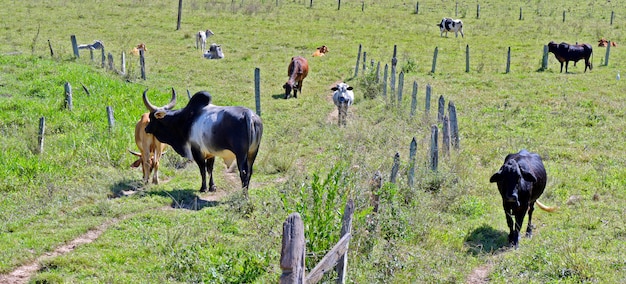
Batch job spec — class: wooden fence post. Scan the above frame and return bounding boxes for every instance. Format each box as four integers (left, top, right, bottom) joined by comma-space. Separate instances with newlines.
455, 2, 458, 17
140, 49, 146, 80
382, 63, 388, 98
70, 35, 79, 58
371, 171, 382, 214
64, 82, 73, 111
362, 52, 367, 72
397, 71, 404, 107
106, 106, 115, 130
506, 47, 511, 73
187, 89, 192, 99
408, 137, 417, 188
177, 0, 183, 30
337, 0, 341, 10
449, 101, 459, 149
48, 39, 54, 57
465, 44, 470, 72
335, 199, 354, 284
280, 213, 306, 284
476, 4, 480, 19
354, 44, 361, 77
430, 125, 438, 172
375, 61, 380, 83
107, 52, 114, 70
121, 51, 126, 75
390, 152, 400, 183
255, 68, 261, 116
415, 1, 419, 14
562, 10, 566, 22
38, 117, 45, 154
307, 234, 351, 283
437, 95, 445, 123
410, 81, 418, 117
610, 11, 614, 25
390, 57, 397, 107
442, 116, 450, 157
541, 45, 549, 70
425, 84, 431, 115
605, 42, 611, 66
431, 46, 438, 73
100, 48, 106, 68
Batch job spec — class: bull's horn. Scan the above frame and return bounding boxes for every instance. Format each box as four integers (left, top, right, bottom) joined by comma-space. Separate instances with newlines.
142, 88, 157, 112
164, 88, 177, 110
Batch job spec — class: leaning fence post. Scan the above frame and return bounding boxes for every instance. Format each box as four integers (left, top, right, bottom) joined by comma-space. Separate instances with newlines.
449, 101, 459, 149
38, 117, 45, 154
354, 44, 362, 77
390, 152, 400, 183
408, 137, 417, 188
541, 45, 549, 70
430, 125, 438, 172
280, 213, 305, 284
410, 81, 418, 117
70, 35, 79, 58
431, 46, 438, 73
106, 106, 115, 130
437, 95, 445, 123
605, 42, 611, 66
48, 39, 54, 57
64, 82, 73, 111
335, 199, 354, 284
140, 49, 146, 80
465, 44, 470, 72
442, 116, 450, 157
505, 47, 511, 73
255, 68, 262, 116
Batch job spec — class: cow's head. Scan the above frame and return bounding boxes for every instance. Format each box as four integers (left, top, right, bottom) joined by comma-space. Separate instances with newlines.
490, 159, 537, 206
319, 45, 329, 53
142, 88, 177, 121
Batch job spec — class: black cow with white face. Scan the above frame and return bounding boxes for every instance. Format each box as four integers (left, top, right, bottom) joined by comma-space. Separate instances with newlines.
142, 88, 263, 199
490, 150, 556, 248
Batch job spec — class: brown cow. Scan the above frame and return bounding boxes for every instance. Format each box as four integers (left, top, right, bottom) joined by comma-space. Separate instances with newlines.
129, 112, 167, 184
598, 38, 617, 47
312, 45, 329, 57
131, 43, 147, 56
283, 56, 309, 99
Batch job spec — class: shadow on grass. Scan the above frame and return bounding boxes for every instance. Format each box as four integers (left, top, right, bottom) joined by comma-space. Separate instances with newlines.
108, 180, 219, 211
271, 93, 288, 100
464, 224, 510, 255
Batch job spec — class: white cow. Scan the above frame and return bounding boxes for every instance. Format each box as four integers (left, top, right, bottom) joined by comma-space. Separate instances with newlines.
196, 29, 214, 52
203, 43, 224, 59
438, 18, 464, 38
332, 82, 354, 107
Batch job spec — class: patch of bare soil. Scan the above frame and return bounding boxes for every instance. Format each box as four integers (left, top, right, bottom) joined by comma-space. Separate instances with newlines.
0, 217, 126, 284
466, 262, 493, 284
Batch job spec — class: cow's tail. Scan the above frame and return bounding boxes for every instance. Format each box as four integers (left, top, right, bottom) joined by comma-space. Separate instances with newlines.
535, 200, 557, 212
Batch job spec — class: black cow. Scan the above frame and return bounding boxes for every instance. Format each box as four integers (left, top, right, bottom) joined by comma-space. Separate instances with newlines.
547, 41, 593, 73
490, 150, 556, 248
142, 88, 263, 199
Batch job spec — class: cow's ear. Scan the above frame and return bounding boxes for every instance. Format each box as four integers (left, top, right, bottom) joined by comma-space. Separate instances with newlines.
518, 162, 537, 182
331, 87, 338, 91
489, 172, 501, 183
154, 110, 167, 119
347, 86, 353, 91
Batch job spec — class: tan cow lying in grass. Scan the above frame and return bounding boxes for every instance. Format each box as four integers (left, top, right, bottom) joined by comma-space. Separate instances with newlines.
312, 45, 329, 57
129, 113, 167, 184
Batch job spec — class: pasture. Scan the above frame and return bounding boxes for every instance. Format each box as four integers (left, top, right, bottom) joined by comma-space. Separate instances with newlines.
1, 0, 625, 282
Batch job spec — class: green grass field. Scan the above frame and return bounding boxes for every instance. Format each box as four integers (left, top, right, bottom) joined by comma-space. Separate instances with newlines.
1, 0, 625, 282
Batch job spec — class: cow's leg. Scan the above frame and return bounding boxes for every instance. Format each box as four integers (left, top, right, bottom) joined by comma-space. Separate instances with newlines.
565, 61, 569, 73
142, 155, 151, 184
206, 157, 217, 192
559, 62, 564, 73
505, 208, 517, 247
526, 203, 536, 238
512, 210, 527, 248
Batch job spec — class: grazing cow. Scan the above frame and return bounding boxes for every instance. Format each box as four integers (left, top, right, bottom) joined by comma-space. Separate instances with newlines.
131, 43, 147, 56
203, 43, 224, 59
283, 56, 309, 99
438, 18, 464, 38
142, 89, 263, 198
490, 150, 556, 248
547, 41, 593, 73
128, 112, 168, 184
196, 29, 214, 52
598, 38, 617, 47
312, 45, 329, 57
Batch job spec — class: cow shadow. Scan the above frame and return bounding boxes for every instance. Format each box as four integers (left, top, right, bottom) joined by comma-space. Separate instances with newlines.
271, 93, 287, 99
108, 180, 219, 211
464, 224, 510, 255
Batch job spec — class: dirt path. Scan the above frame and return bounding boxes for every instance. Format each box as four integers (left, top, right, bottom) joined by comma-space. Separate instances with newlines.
0, 217, 125, 284
466, 262, 493, 284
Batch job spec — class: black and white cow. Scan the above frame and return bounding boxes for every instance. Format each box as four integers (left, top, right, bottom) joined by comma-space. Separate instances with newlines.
490, 150, 556, 248
547, 41, 593, 73
331, 82, 354, 107
438, 18, 464, 38
203, 43, 224, 59
142, 89, 263, 199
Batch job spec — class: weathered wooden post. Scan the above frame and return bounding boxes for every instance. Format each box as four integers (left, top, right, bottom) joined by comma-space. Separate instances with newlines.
605, 42, 611, 66
38, 117, 45, 154
390, 46, 398, 106
519, 7, 523, 20
425, 84, 431, 115
335, 199, 354, 284
506, 46, 511, 73
310, 0, 313, 8
48, 39, 54, 57
362, 52, 367, 72
442, 116, 450, 156
371, 171, 382, 214
541, 45, 549, 70
100, 48, 106, 68
410, 81, 418, 117
611, 11, 614, 25
390, 152, 400, 183
477, 4, 480, 19
415, 1, 419, 14
89, 49, 94, 61
177, 0, 183, 30
361, 1, 364, 12
140, 49, 146, 80
431, 46, 438, 73
465, 44, 470, 72
187, 89, 192, 99
397, 71, 404, 107
107, 52, 114, 70
449, 101, 459, 149
455, 2, 458, 17
562, 10, 566, 22
70, 35, 79, 58
430, 125, 438, 172
106, 106, 115, 130
80, 83, 90, 96
437, 95, 445, 123
280, 213, 305, 284
255, 68, 261, 116
337, 0, 341, 10
382, 63, 388, 98
375, 61, 380, 82
64, 82, 73, 111
354, 44, 361, 77
408, 137, 417, 188
120, 51, 126, 75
